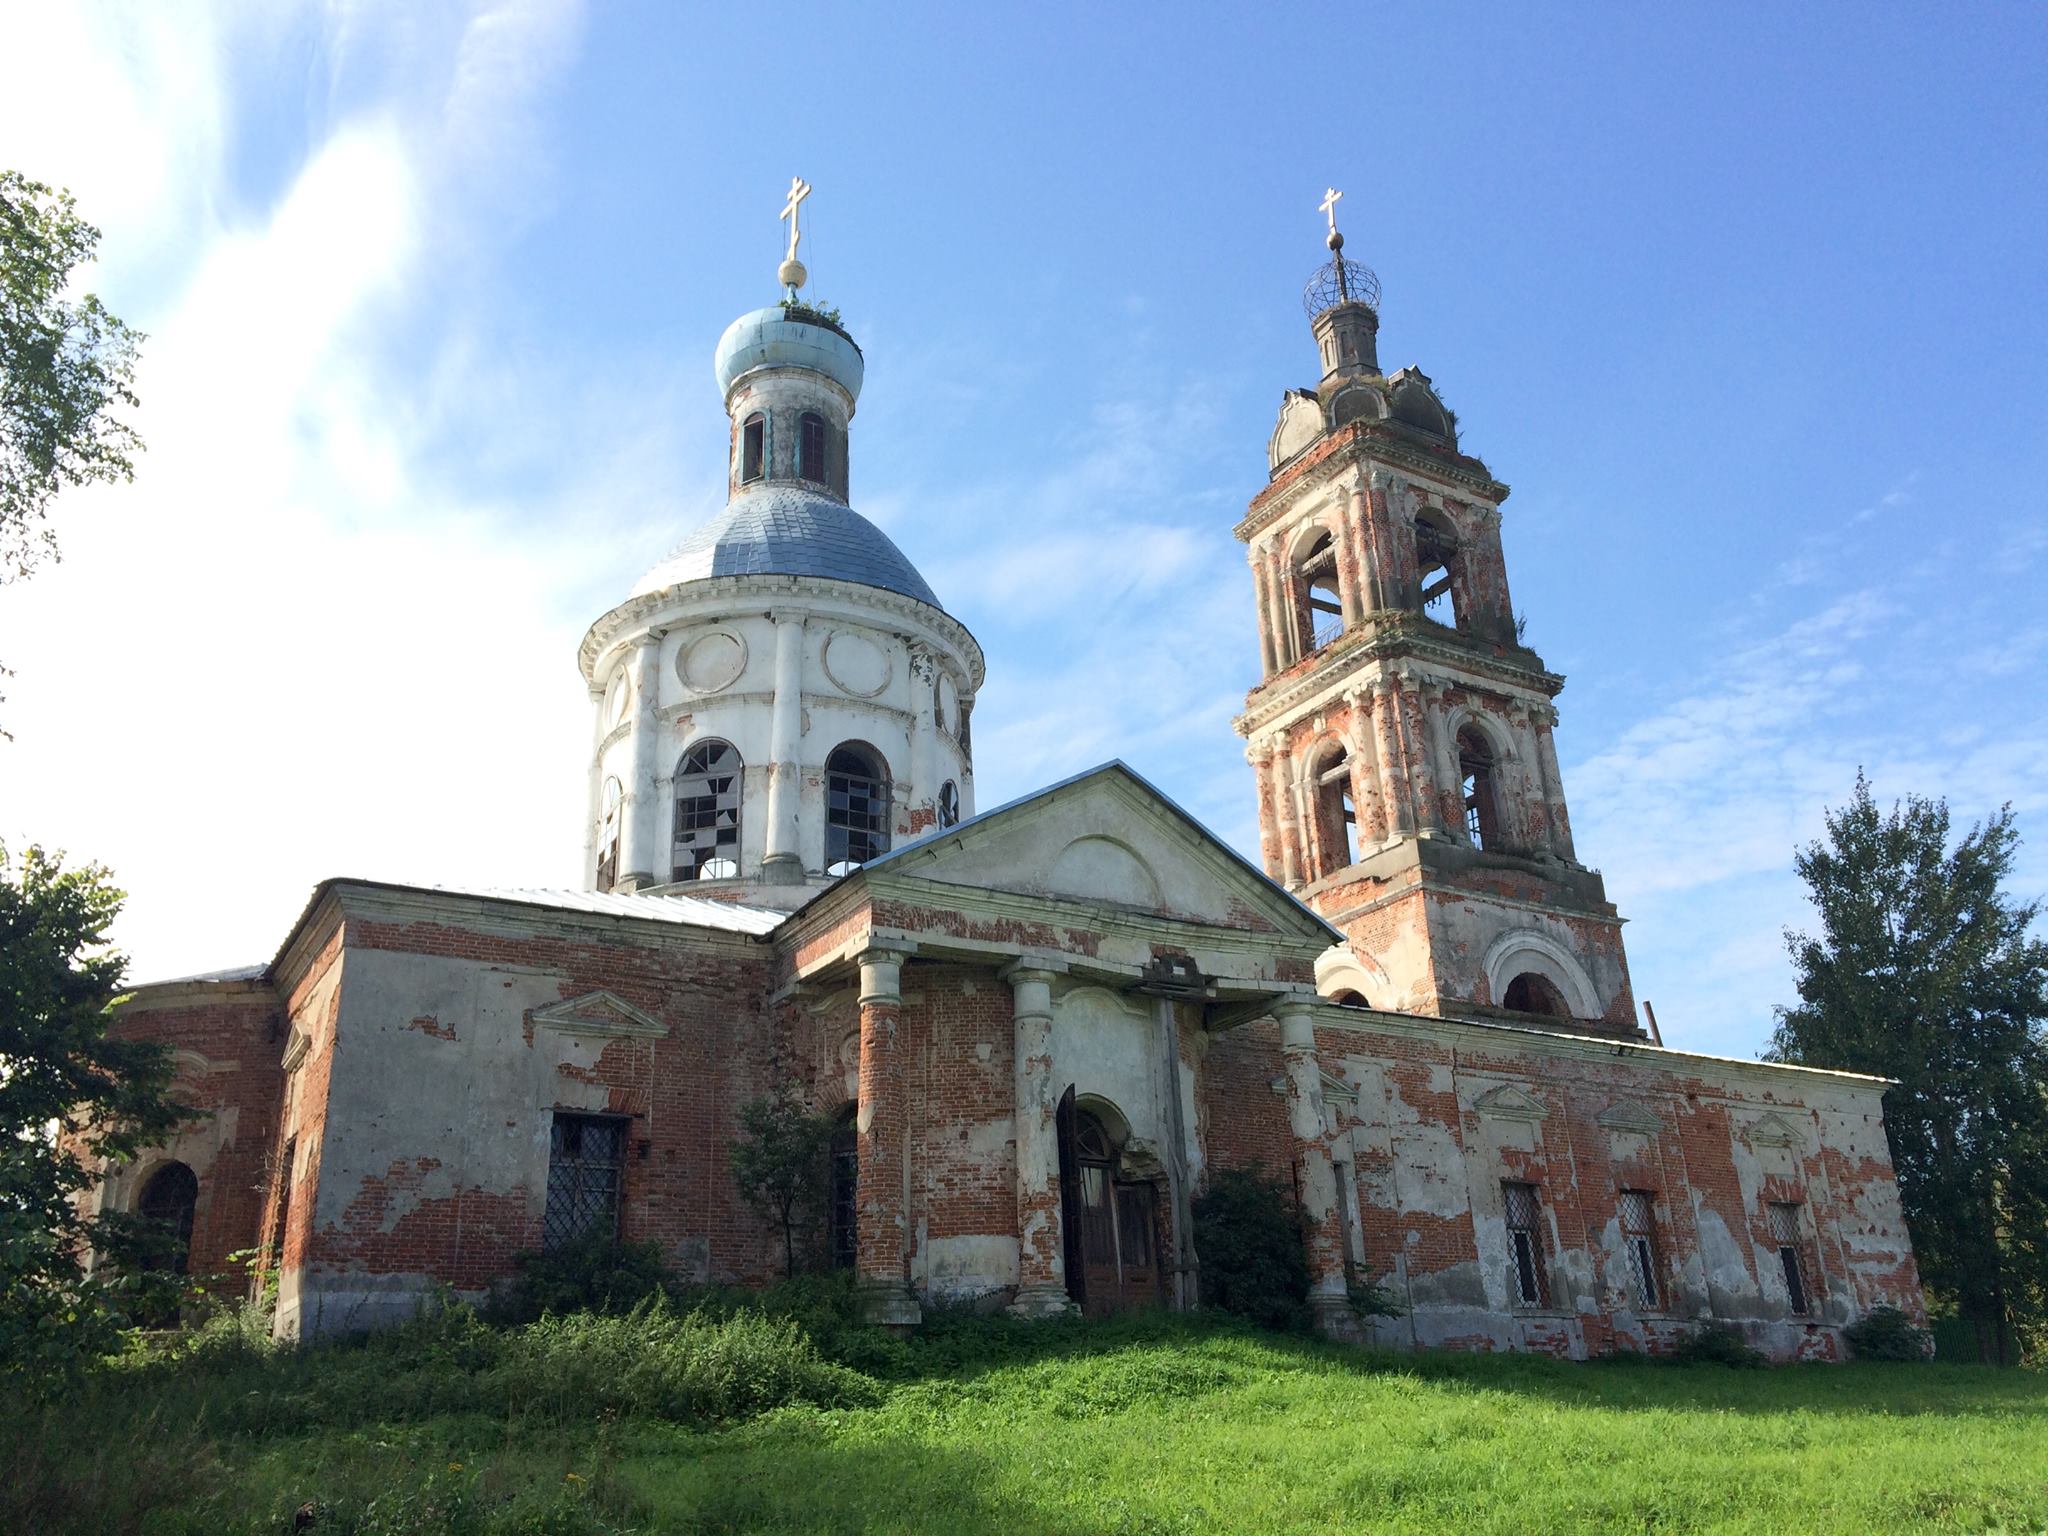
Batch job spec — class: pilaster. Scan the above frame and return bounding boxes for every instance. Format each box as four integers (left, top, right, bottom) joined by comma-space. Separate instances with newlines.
1003, 960, 1075, 1318
855, 942, 920, 1327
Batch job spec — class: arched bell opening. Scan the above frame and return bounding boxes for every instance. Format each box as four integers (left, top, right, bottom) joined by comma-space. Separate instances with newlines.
137, 1160, 199, 1276
1055, 1088, 1162, 1317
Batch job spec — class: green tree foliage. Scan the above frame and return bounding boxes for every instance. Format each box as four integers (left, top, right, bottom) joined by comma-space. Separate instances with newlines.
1192, 1164, 1311, 1329
728, 1094, 835, 1279
1, 843, 189, 1380
0, 171, 143, 581
1768, 774, 2048, 1362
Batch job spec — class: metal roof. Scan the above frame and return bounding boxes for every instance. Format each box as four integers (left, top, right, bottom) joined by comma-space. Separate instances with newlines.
632, 484, 943, 610
421, 883, 787, 935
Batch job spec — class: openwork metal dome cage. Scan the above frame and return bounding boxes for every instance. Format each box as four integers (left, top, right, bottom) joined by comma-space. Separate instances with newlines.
1302, 257, 1381, 320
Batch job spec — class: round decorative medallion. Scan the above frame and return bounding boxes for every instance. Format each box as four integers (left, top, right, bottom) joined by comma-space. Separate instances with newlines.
605, 672, 630, 727
678, 631, 746, 694
937, 673, 959, 733
822, 631, 891, 698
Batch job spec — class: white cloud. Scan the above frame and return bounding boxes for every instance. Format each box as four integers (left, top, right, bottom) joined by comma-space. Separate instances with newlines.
0, 0, 621, 981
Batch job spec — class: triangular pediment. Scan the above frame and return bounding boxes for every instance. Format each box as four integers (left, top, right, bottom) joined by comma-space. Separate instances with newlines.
530, 990, 666, 1040
1743, 1111, 1807, 1149
1472, 1083, 1548, 1123
861, 762, 1340, 945
1597, 1098, 1665, 1136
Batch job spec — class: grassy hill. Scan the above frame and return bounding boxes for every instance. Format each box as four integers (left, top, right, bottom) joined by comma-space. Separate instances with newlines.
8, 1300, 2045, 1534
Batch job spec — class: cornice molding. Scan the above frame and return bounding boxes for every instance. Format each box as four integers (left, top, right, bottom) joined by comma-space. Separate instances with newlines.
1237, 632, 1563, 740
1238, 425, 1510, 542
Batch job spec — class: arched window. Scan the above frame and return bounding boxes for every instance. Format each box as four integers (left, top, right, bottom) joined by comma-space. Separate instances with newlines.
1457, 726, 1499, 850
596, 776, 623, 890
741, 413, 766, 483
938, 780, 961, 829
1415, 511, 1461, 628
799, 411, 827, 483
1056, 1095, 1160, 1316
1503, 972, 1570, 1018
138, 1161, 198, 1275
1298, 531, 1344, 650
828, 1105, 858, 1271
673, 739, 742, 881
825, 743, 890, 871
1332, 990, 1369, 1008
1312, 746, 1356, 876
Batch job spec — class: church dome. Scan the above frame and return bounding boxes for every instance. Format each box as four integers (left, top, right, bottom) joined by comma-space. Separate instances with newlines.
714, 306, 864, 405
631, 484, 941, 609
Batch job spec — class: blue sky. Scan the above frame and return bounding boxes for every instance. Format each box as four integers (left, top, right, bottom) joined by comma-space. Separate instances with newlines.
1, 2, 2042, 1060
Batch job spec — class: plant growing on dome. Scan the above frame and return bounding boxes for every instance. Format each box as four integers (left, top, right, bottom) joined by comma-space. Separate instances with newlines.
778, 297, 845, 330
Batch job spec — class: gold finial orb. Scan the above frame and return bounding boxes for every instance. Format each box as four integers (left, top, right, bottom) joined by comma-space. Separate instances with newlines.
779, 256, 808, 291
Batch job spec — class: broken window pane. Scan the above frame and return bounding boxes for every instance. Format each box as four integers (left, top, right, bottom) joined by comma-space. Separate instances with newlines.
826, 744, 891, 868
673, 739, 742, 880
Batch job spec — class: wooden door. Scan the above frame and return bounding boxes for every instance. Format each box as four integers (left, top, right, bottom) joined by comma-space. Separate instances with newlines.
1114, 1181, 1160, 1309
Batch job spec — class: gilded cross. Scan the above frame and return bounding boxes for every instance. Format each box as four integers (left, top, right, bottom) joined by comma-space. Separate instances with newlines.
781, 176, 813, 261
1319, 186, 1343, 237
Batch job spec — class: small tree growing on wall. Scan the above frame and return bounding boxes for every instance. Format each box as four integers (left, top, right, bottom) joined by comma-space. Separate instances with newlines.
730, 1094, 836, 1278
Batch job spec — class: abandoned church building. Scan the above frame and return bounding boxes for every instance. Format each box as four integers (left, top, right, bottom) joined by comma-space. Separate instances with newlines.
95, 193, 1924, 1360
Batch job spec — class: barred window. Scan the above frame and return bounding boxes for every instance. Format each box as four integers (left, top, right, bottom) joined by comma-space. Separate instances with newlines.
826, 743, 890, 871
1769, 1201, 1810, 1315
1619, 1189, 1661, 1310
1503, 1180, 1549, 1307
543, 1114, 624, 1252
673, 739, 742, 880
828, 1107, 858, 1271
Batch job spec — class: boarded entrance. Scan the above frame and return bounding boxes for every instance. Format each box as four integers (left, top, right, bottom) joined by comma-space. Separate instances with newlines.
1056, 1088, 1161, 1316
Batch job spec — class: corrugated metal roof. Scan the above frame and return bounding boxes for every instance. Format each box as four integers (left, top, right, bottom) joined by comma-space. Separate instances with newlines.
424, 883, 787, 935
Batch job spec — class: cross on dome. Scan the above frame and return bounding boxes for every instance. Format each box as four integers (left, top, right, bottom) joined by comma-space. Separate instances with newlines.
781, 176, 812, 260
778, 176, 813, 295
1319, 186, 1342, 236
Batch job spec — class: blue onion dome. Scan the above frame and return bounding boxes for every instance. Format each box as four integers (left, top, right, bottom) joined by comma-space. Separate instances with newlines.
713, 306, 864, 405
632, 484, 940, 608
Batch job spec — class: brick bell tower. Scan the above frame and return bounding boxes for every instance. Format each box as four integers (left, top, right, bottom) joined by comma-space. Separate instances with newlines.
1235, 191, 1640, 1037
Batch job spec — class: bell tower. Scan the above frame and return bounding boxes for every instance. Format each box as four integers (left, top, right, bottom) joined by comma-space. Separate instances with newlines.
1234, 192, 1640, 1036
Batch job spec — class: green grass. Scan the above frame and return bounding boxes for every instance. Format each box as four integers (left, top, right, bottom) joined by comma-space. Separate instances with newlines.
9, 1306, 2047, 1535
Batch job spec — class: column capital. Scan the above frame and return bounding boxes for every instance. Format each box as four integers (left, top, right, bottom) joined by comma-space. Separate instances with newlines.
632, 628, 665, 652
855, 940, 915, 1006
998, 956, 1068, 987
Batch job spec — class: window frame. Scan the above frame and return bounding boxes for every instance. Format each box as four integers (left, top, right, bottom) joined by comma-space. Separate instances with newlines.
798, 411, 827, 483
825, 743, 891, 870
741, 413, 766, 483
1502, 1179, 1550, 1308
1618, 1188, 1662, 1312
596, 776, 623, 891
542, 1112, 627, 1253
672, 738, 743, 881
1769, 1201, 1812, 1315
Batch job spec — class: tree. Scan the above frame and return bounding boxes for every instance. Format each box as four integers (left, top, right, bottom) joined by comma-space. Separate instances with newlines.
729, 1094, 836, 1279
1, 844, 189, 1381
1, 170, 143, 582
1768, 774, 2048, 1363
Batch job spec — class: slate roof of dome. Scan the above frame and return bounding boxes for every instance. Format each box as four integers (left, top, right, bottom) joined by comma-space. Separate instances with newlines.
631, 485, 943, 609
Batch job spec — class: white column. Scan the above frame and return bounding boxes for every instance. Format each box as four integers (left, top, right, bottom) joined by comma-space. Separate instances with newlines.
1004, 962, 1074, 1318
909, 647, 940, 838
581, 687, 605, 885
761, 611, 807, 881
1275, 999, 1356, 1338
619, 632, 663, 889
1535, 706, 1576, 861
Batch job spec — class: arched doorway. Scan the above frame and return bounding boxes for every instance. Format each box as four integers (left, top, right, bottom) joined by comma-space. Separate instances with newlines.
137, 1161, 198, 1275
1056, 1089, 1160, 1317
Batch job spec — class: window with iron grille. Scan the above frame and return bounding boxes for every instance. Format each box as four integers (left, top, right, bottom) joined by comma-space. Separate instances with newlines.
543, 1114, 625, 1252
1503, 1180, 1549, 1306
826, 743, 890, 869
1619, 1189, 1661, 1310
1769, 1201, 1810, 1315
672, 739, 742, 880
